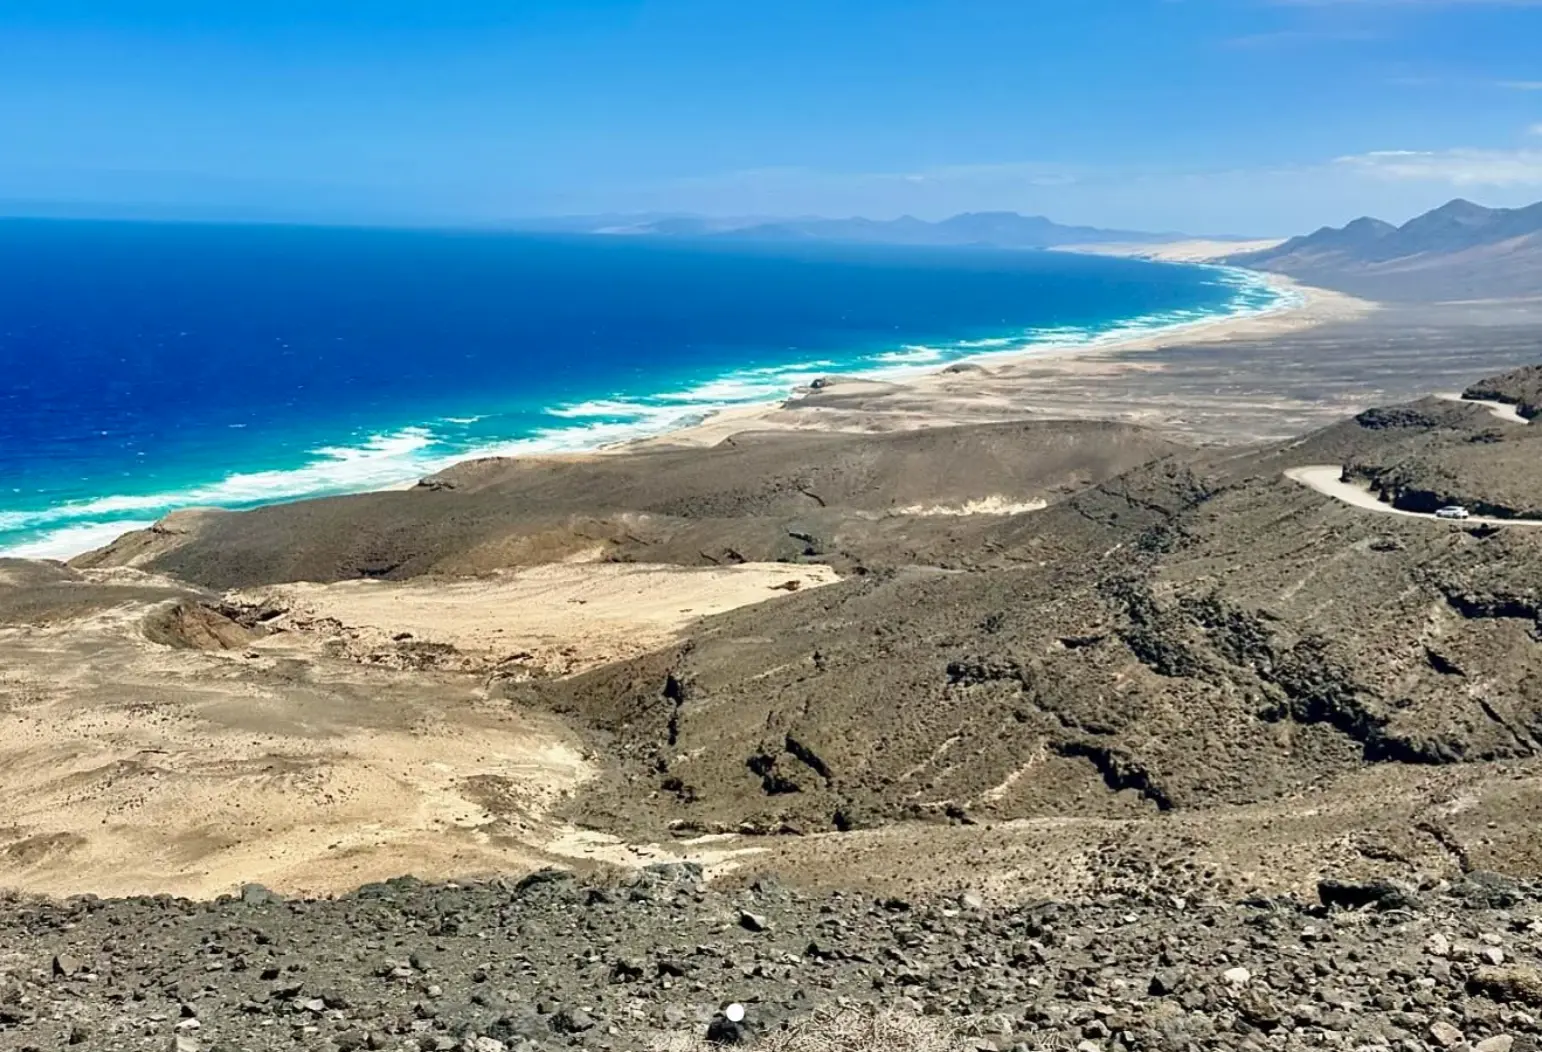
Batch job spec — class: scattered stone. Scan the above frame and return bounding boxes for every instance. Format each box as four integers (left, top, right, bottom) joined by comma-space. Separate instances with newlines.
611, 957, 644, 983
1430, 1020, 1465, 1047
516, 868, 575, 894
1470, 965, 1542, 1007
240, 883, 280, 906
1317, 877, 1419, 912
0, 869, 1539, 1051
1475, 1037, 1515, 1052
550, 1008, 596, 1034
706, 1015, 749, 1045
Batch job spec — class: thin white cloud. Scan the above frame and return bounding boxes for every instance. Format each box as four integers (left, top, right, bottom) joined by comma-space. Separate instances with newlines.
1337, 147, 1542, 185
1501, 81, 1542, 90
1529, 123, 1542, 136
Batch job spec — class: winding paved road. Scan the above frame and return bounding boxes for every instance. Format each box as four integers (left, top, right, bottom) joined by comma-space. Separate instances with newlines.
1436, 393, 1532, 425
1284, 466, 1542, 528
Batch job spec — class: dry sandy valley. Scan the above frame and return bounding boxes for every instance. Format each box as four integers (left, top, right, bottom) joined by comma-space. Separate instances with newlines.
0, 561, 837, 899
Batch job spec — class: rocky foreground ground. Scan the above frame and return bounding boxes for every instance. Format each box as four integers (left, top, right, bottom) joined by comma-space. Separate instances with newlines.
6, 865, 1542, 1052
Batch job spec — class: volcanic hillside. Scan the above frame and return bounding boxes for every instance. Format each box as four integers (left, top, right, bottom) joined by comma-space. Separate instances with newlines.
517, 369, 1542, 857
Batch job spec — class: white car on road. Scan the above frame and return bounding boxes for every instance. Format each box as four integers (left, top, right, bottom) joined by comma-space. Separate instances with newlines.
1435, 506, 1472, 520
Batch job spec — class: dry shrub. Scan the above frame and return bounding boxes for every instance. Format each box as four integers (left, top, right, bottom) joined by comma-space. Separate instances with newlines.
651, 1007, 970, 1052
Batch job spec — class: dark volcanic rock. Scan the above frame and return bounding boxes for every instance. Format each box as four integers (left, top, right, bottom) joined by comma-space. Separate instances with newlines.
1, 871, 1541, 1051
1317, 876, 1420, 911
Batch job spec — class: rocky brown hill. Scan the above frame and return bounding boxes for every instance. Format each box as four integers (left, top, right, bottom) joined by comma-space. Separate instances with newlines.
528, 386, 1542, 846
77, 421, 1180, 590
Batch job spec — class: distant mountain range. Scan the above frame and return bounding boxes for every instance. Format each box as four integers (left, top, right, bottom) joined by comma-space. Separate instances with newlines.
509, 211, 1188, 249
1233, 198, 1542, 301
517, 200, 1542, 300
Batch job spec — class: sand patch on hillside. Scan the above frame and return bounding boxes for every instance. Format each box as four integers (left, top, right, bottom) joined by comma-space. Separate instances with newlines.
240, 562, 841, 678
885, 496, 1049, 517
0, 609, 584, 899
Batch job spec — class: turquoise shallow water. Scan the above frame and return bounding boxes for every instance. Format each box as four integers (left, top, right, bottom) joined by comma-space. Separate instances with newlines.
0, 220, 1287, 557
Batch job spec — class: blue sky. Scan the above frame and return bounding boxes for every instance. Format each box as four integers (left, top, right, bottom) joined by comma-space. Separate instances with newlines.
2, 0, 1541, 233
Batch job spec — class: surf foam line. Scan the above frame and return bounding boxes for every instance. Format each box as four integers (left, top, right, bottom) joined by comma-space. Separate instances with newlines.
0, 520, 162, 561
0, 407, 744, 557
0, 428, 439, 534
856, 264, 1295, 382
0, 267, 1291, 560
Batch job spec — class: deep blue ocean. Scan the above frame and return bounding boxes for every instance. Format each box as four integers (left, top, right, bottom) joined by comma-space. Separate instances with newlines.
0, 220, 1286, 557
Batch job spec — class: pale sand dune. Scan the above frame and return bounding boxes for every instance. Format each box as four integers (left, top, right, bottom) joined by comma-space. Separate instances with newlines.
1053, 238, 1285, 262
0, 563, 829, 898
240, 562, 842, 678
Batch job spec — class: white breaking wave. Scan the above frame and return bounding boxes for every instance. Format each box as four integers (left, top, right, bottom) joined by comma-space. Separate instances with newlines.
545, 399, 657, 419
474, 406, 725, 456
0, 520, 161, 561
874, 346, 945, 364
547, 360, 842, 423
656, 377, 792, 403
857, 264, 1293, 382
0, 428, 437, 532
